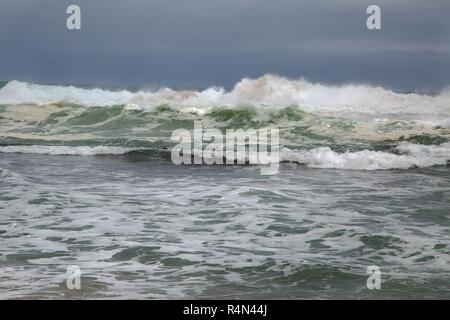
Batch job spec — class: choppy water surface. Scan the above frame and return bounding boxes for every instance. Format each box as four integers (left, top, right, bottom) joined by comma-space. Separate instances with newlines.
0, 154, 449, 299
0, 76, 449, 299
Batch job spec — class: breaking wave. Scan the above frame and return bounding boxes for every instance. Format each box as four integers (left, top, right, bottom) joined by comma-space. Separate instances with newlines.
1, 75, 450, 117
0, 75, 449, 171
282, 142, 450, 170
1, 142, 449, 171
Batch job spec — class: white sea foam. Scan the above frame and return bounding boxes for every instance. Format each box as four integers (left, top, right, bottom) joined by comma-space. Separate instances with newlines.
396, 141, 450, 158
1, 75, 449, 118
1, 143, 449, 170
281, 142, 450, 170
0, 145, 135, 156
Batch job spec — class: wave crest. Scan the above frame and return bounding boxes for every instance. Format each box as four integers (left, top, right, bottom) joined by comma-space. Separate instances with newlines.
1, 142, 449, 171
282, 142, 450, 170
1, 75, 449, 118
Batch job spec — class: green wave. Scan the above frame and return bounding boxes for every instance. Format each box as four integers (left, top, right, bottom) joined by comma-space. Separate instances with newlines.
0, 103, 448, 151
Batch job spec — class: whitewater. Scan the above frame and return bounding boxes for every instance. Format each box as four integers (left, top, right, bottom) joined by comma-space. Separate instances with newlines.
0, 75, 449, 170
1, 75, 449, 299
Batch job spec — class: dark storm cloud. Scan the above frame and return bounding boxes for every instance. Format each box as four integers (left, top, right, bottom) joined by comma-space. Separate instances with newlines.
0, 0, 449, 92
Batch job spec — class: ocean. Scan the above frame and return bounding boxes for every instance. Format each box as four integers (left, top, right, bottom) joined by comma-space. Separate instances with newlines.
0, 75, 449, 299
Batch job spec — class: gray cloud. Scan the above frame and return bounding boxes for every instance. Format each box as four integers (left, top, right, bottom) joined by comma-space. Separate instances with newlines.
0, 0, 449, 92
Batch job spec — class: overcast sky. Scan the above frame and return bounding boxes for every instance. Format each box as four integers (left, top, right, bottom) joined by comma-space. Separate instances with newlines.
0, 0, 449, 92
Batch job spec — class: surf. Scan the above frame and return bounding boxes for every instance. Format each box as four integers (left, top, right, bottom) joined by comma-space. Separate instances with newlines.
1, 75, 449, 117
0, 75, 449, 171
